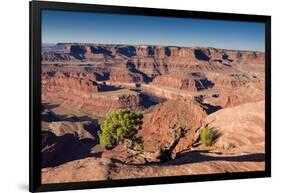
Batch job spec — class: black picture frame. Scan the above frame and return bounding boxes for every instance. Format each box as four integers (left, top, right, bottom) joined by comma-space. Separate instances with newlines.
29, 1, 271, 192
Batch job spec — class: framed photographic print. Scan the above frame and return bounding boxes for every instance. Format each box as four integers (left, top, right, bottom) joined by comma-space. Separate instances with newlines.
30, 1, 271, 192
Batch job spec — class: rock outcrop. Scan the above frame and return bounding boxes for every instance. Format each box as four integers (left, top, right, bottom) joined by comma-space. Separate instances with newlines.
40, 42, 265, 183
140, 98, 207, 154
42, 151, 264, 184
42, 72, 142, 116
197, 81, 265, 109
42, 157, 114, 183
151, 73, 214, 91
204, 101, 265, 149
42, 43, 265, 84
41, 130, 94, 168
42, 72, 99, 93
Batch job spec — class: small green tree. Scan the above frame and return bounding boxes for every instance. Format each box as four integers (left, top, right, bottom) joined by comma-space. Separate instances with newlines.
99, 109, 144, 151
199, 127, 213, 146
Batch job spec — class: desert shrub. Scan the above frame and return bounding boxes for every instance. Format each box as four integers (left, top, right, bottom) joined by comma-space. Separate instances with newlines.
199, 127, 213, 146
135, 142, 143, 152
98, 109, 143, 149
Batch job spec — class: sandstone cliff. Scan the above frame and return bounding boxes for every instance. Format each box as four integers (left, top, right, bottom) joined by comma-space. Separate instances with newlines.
40, 43, 265, 182
42, 43, 264, 82
42, 72, 142, 117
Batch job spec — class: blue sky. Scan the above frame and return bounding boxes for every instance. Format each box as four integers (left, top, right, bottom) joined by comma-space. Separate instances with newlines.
42, 10, 265, 51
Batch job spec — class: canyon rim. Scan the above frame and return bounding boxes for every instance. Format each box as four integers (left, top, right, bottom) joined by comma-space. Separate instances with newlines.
40, 43, 266, 184
38, 7, 267, 185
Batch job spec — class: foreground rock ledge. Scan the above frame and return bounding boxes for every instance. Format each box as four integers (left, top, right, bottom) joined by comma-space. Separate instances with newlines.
42, 152, 264, 184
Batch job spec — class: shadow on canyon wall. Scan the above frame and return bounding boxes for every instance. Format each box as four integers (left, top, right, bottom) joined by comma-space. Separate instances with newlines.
41, 103, 102, 168
42, 130, 105, 168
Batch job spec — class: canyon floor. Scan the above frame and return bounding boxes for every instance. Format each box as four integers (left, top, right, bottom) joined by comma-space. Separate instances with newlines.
41, 43, 265, 183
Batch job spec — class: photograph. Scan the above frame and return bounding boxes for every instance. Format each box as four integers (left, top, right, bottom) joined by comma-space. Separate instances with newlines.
40, 9, 266, 184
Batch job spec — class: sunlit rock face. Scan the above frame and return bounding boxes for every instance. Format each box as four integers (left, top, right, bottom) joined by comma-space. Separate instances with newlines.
41, 43, 265, 183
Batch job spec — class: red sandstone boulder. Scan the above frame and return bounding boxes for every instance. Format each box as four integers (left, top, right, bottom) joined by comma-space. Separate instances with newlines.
140, 98, 207, 154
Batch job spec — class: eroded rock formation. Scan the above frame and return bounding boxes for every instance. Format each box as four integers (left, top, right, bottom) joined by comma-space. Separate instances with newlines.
42, 72, 142, 116
140, 98, 207, 155
204, 101, 265, 149
42, 44, 264, 84
41, 42, 266, 183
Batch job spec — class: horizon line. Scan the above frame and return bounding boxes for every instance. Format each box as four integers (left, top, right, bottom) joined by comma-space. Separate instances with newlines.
42, 42, 265, 53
